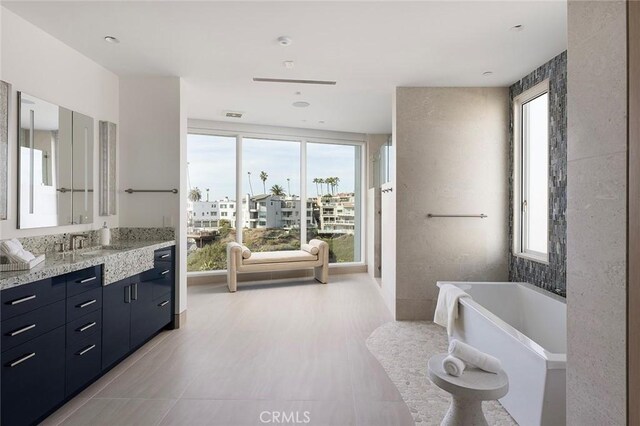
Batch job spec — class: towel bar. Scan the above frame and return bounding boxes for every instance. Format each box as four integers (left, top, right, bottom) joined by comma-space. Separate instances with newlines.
427, 214, 487, 219
124, 189, 178, 194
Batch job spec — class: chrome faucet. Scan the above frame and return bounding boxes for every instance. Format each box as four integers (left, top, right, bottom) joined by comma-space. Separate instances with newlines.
70, 233, 88, 251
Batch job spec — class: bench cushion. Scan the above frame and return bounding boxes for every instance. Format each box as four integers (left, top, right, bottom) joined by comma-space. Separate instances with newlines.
243, 250, 317, 265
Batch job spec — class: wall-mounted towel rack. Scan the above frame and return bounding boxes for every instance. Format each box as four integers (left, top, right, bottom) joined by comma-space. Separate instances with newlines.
124, 189, 178, 194
427, 213, 487, 219
57, 188, 94, 193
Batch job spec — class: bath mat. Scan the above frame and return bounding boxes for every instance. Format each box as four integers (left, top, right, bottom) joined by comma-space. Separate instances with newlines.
365, 321, 517, 425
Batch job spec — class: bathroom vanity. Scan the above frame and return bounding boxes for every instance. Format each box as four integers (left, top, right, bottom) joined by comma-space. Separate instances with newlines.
0, 241, 175, 426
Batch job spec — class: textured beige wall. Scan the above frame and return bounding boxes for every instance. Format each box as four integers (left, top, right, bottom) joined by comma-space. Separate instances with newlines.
566, 1, 627, 424
394, 87, 509, 320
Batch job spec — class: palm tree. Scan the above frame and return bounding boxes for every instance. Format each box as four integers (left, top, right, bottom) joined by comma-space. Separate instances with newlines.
260, 171, 268, 194
326, 177, 336, 194
332, 177, 340, 193
270, 184, 285, 196
205, 188, 210, 202
324, 178, 331, 194
313, 178, 321, 196
188, 187, 202, 202
317, 178, 325, 195
247, 172, 254, 196
286, 178, 291, 196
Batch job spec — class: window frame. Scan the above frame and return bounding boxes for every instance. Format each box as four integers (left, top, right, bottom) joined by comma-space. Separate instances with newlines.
186, 121, 367, 275
513, 80, 550, 264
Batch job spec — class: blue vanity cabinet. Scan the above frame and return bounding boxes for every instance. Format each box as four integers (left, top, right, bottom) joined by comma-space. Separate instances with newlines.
64, 266, 104, 397
101, 277, 132, 370
1, 326, 65, 426
0, 245, 175, 424
1, 277, 67, 426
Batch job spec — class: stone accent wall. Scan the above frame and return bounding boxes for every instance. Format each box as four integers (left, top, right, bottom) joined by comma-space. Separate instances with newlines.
509, 51, 567, 295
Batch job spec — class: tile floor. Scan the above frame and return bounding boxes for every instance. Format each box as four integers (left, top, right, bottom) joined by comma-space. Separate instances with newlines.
41, 273, 415, 426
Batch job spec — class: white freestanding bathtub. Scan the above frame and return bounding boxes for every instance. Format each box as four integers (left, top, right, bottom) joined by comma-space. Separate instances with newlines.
437, 281, 566, 426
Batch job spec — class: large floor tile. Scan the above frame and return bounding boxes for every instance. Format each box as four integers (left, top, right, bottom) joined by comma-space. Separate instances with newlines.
160, 399, 356, 426
59, 399, 176, 426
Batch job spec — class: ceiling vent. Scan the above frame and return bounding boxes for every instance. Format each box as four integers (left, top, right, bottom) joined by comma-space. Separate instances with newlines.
224, 111, 243, 118
253, 78, 336, 86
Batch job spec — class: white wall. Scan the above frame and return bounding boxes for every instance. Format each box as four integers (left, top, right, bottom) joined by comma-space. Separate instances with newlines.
119, 76, 187, 314
0, 8, 119, 239
394, 87, 509, 320
566, 1, 627, 424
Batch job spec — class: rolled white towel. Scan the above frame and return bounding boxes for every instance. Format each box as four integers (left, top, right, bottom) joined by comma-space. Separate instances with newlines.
448, 339, 502, 374
0, 239, 35, 263
442, 355, 466, 377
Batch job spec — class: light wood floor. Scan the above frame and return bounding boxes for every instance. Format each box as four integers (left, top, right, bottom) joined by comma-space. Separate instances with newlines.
41, 273, 414, 426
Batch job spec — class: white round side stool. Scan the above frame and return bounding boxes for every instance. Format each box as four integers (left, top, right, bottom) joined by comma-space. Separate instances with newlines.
427, 353, 509, 426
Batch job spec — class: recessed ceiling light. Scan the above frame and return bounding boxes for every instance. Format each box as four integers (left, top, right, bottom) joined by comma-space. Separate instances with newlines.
283, 61, 295, 69
293, 101, 310, 108
483, 71, 494, 76
510, 24, 524, 32
277, 36, 292, 46
104, 35, 120, 44
318, 120, 325, 124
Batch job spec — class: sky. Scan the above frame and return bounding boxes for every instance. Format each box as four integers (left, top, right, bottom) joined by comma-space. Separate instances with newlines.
187, 134, 358, 201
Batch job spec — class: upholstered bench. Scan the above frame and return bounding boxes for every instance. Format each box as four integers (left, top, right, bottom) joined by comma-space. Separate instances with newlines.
226, 239, 329, 292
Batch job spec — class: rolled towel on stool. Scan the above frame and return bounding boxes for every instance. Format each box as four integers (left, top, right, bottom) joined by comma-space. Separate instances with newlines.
449, 339, 502, 374
442, 355, 466, 377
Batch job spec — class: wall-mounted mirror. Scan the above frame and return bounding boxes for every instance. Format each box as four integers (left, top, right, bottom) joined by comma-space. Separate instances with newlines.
18, 92, 93, 228
72, 111, 94, 224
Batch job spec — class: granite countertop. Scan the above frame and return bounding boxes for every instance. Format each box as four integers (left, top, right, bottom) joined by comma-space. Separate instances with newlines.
0, 239, 176, 291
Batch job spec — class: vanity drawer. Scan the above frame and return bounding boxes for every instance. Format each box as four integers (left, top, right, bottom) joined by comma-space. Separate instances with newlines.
141, 266, 173, 299
66, 287, 102, 322
1, 299, 66, 352
66, 333, 102, 397
1, 326, 65, 426
1, 277, 66, 321
152, 294, 173, 331
154, 248, 173, 265
66, 309, 102, 347
66, 266, 102, 297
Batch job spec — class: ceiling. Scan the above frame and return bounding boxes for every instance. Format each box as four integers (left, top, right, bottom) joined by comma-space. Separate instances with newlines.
3, 1, 567, 134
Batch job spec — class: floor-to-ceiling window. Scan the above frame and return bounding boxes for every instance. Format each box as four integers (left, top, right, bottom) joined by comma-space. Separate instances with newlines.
186, 128, 364, 273
242, 138, 300, 252
186, 134, 236, 272
307, 142, 362, 263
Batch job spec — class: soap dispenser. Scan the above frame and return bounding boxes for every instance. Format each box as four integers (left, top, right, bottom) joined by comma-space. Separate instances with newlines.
100, 222, 111, 246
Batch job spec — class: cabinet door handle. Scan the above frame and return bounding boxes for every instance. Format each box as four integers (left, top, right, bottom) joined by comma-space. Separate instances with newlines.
78, 322, 97, 332
125, 285, 131, 303
160, 254, 170, 259
8, 352, 36, 367
77, 299, 97, 308
78, 276, 97, 284
8, 323, 36, 336
158, 300, 169, 307
78, 344, 96, 356
161, 269, 170, 275
132, 283, 138, 301
8, 294, 36, 305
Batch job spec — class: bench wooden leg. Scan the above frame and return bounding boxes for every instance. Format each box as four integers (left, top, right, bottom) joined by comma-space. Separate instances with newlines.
227, 270, 237, 292
314, 263, 328, 284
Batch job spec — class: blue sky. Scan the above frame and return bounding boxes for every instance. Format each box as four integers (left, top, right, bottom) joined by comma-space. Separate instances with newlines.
187, 134, 358, 201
